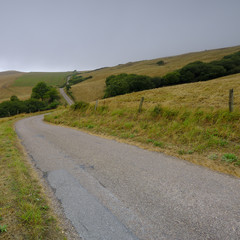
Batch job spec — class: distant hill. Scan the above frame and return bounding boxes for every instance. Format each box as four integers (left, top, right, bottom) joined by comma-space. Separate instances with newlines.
0, 70, 23, 76
70, 45, 240, 102
0, 71, 70, 102
0, 71, 27, 102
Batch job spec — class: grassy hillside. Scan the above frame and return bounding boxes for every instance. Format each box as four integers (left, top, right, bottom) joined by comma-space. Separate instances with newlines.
71, 45, 240, 102
14, 72, 70, 87
103, 73, 240, 111
0, 72, 70, 102
0, 71, 31, 102
45, 73, 240, 178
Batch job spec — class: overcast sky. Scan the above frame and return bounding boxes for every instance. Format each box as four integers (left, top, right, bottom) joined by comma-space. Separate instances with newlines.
0, 0, 240, 72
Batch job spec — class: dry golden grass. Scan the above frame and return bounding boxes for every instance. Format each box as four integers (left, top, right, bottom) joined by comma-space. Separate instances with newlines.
71, 45, 240, 102
102, 73, 240, 111
0, 71, 32, 102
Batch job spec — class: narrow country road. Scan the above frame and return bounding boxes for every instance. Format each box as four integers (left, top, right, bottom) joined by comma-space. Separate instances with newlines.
59, 75, 74, 105
59, 88, 74, 105
15, 115, 240, 240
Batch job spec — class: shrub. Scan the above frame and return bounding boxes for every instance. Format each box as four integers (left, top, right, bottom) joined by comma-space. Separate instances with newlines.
156, 60, 165, 66
151, 105, 163, 117
104, 73, 154, 98
71, 101, 89, 111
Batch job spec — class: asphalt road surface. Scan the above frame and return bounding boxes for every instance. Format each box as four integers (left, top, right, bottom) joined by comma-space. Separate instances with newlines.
59, 88, 74, 105
15, 115, 240, 240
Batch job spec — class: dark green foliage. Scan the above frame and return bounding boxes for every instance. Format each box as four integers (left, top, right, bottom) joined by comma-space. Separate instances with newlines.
31, 81, 60, 103
104, 74, 154, 98
10, 95, 20, 102
0, 82, 60, 118
31, 82, 50, 101
45, 88, 60, 103
71, 101, 89, 111
69, 75, 92, 85
156, 60, 165, 66
162, 71, 181, 85
24, 99, 48, 112
61, 74, 92, 88
66, 84, 71, 91
104, 51, 240, 98
178, 51, 240, 83
179, 61, 226, 83
151, 105, 163, 117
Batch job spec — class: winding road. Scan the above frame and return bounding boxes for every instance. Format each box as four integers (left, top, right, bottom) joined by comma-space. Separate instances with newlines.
15, 115, 240, 240
59, 88, 74, 105
59, 75, 74, 105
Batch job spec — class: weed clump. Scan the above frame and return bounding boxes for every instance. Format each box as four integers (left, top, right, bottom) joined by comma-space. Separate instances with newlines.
71, 101, 89, 111
222, 153, 238, 163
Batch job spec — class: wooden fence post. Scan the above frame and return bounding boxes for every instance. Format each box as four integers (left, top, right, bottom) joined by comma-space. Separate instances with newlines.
95, 100, 98, 111
229, 89, 233, 112
138, 97, 144, 113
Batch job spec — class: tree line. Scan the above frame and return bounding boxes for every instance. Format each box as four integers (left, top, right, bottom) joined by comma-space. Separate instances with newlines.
104, 51, 240, 98
0, 82, 60, 118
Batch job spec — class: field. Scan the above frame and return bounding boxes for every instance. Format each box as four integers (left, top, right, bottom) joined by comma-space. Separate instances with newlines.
0, 71, 32, 102
0, 114, 66, 239
45, 73, 240, 178
0, 71, 70, 102
13, 72, 70, 87
71, 45, 240, 102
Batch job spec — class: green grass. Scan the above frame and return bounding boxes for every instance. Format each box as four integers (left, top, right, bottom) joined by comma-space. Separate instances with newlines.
14, 72, 70, 87
222, 153, 239, 164
0, 115, 66, 240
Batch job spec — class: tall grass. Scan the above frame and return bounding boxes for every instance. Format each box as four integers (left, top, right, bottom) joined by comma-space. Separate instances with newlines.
0, 116, 66, 239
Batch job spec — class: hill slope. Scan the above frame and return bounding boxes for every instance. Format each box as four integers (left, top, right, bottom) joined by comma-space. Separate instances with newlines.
13, 72, 70, 87
0, 71, 70, 102
0, 71, 30, 102
103, 73, 240, 111
71, 45, 240, 102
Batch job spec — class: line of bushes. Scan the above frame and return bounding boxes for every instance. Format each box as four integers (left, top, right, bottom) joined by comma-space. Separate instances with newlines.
68, 75, 92, 86
61, 71, 92, 89
0, 82, 60, 118
104, 51, 240, 98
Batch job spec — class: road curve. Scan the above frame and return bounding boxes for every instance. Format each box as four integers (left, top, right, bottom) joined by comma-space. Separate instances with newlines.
59, 88, 74, 105
15, 115, 240, 240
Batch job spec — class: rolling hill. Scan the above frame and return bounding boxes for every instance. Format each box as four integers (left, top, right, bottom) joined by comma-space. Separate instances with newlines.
0, 71, 70, 102
71, 45, 240, 102
0, 71, 30, 102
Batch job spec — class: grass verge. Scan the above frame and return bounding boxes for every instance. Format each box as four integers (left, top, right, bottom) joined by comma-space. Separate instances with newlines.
45, 104, 240, 178
0, 115, 66, 240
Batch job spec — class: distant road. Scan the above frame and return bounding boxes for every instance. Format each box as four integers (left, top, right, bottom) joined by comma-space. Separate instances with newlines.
59, 88, 74, 105
16, 115, 240, 240
59, 75, 74, 105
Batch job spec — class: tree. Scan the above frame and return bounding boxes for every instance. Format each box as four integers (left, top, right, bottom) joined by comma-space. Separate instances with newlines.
45, 87, 60, 103
10, 95, 20, 101
104, 73, 154, 98
31, 82, 50, 101
66, 84, 71, 91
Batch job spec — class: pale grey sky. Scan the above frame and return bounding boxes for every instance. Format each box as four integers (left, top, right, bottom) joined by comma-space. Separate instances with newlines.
0, 0, 240, 72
